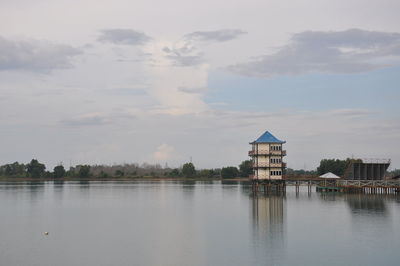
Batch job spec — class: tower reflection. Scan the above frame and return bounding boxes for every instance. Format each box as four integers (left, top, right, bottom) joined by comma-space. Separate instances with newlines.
250, 192, 286, 263
252, 193, 285, 230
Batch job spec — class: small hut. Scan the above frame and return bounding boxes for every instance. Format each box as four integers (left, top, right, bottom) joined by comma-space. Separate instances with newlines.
319, 172, 340, 179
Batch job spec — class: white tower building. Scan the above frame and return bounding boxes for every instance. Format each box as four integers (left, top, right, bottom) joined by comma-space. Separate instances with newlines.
249, 131, 286, 180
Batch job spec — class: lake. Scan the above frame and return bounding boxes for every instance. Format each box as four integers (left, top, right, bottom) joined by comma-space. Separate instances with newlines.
1, 181, 399, 266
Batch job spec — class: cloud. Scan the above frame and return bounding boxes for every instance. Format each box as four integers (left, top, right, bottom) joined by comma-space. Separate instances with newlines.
328, 108, 376, 117
161, 29, 246, 67
162, 44, 204, 66
105, 88, 148, 96
229, 29, 400, 77
153, 144, 176, 161
0, 36, 82, 72
60, 113, 111, 127
98, 29, 151, 45
177, 86, 207, 94
95, 28, 246, 67
60, 110, 137, 127
184, 29, 247, 42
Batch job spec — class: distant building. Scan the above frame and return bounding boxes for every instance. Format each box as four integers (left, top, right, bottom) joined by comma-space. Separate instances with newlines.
344, 159, 390, 180
249, 131, 286, 180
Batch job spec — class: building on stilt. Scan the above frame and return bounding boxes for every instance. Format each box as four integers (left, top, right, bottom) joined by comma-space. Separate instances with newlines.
249, 131, 286, 180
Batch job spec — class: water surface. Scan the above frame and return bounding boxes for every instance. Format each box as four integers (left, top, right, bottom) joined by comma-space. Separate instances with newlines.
1, 181, 399, 266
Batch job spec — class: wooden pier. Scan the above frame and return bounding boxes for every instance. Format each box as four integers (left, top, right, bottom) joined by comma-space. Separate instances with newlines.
251, 179, 400, 194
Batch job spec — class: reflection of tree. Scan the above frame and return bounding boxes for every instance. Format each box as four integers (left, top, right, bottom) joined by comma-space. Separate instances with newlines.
345, 194, 392, 237
251, 193, 285, 264
53, 180, 64, 189
179, 180, 196, 197
27, 181, 45, 201
79, 180, 90, 188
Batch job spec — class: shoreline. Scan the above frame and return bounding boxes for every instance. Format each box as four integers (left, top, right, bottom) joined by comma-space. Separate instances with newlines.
0, 176, 326, 182
0, 177, 250, 182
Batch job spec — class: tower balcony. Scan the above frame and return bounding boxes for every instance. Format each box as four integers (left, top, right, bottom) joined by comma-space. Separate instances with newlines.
248, 150, 287, 156
271, 150, 286, 156
252, 162, 287, 168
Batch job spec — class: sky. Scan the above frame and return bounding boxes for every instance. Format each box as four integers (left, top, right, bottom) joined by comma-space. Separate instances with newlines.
1, 0, 400, 170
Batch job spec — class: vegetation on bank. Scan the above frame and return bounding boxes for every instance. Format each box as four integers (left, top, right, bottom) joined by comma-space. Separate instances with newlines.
1, 158, 398, 180
0, 159, 254, 179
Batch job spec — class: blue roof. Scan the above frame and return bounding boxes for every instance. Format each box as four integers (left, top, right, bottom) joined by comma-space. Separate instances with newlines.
251, 131, 285, 144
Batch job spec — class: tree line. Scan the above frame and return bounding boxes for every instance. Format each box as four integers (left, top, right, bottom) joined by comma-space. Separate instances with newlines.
0, 159, 253, 179
0, 159, 92, 178
1, 158, 397, 179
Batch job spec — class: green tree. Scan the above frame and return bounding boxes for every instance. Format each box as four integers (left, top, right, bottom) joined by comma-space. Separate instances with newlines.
27, 159, 46, 178
77, 165, 91, 178
221, 166, 239, 179
114, 170, 125, 177
239, 160, 253, 177
286, 168, 317, 177
168, 168, 181, 177
43, 171, 53, 178
0, 162, 26, 177
53, 165, 66, 178
198, 169, 215, 178
317, 159, 351, 176
389, 169, 400, 178
66, 167, 76, 177
182, 162, 196, 177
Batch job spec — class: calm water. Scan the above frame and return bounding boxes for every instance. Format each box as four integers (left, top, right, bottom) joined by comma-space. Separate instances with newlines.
1, 181, 400, 266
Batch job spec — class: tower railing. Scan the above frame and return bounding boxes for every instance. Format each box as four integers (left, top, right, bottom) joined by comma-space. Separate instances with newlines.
252, 162, 286, 168
248, 150, 287, 156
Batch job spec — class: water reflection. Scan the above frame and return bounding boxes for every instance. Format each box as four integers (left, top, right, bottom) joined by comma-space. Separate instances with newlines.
345, 194, 387, 215
78, 180, 90, 188
250, 192, 285, 263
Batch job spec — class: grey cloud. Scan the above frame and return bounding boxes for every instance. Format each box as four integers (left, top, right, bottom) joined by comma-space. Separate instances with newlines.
229, 29, 400, 77
165, 54, 203, 66
161, 29, 246, 66
185, 29, 247, 42
163, 44, 204, 66
98, 29, 151, 45
61, 115, 111, 127
0, 36, 82, 72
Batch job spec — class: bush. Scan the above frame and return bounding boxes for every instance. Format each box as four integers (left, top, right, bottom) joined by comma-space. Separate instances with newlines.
53, 165, 66, 178
182, 163, 196, 177
221, 167, 239, 179
77, 165, 91, 178
27, 159, 46, 178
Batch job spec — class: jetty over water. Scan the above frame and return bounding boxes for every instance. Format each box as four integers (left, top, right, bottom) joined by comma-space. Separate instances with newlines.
251, 179, 400, 195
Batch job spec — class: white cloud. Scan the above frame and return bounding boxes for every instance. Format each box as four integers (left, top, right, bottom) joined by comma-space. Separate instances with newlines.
142, 40, 210, 115
153, 144, 176, 161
